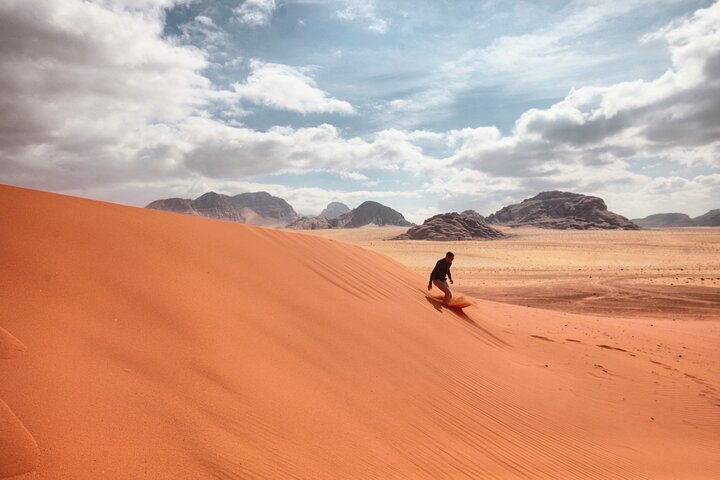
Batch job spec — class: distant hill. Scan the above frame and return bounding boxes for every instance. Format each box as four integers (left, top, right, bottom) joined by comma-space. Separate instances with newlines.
319, 202, 350, 219
486, 191, 639, 230
333, 201, 413, 228
632, 213, 696, 228
693, 209, 720, 226
396, 211, 504, 241
146, 191, 298, 226
288, 201, 413, 230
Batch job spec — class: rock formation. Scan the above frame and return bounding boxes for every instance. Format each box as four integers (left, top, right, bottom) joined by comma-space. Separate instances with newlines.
286, 216, 332, 230
395, 212, 505, 241
486, 191, 639, 230
632, 213, 696, 228
693, 209, 720, 226
146, 191, 298, 226
333, 201, 413, 228
319, 202, 350, 220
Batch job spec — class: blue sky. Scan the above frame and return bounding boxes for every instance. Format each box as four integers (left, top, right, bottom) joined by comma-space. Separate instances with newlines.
1, 0, 719, 221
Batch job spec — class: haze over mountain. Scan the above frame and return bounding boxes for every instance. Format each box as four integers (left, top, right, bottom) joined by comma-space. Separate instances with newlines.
289, 201, 413, 229
692, 209, 720, 226
633, 213, 697, 228
333, 201, 413, 228
146, 191, 298, 226
632, 209, 720, 227
319, 202, 350, 220
486, 191, 639, 230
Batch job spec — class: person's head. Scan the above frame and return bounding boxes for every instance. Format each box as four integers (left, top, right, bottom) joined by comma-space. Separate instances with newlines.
445, 251, 454, 263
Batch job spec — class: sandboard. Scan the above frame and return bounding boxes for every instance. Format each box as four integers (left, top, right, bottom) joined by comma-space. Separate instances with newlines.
427, 294, 474, 309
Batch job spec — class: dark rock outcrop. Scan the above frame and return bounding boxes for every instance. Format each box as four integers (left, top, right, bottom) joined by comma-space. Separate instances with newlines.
395, 212, 505, 241
319, 202, 350, 220
146, 191, 298, 226
461, 210, 485, 222
485, 191, 639, 230
333, 201, 413, 228
632, 213, 696, 228
693, 209, 720, 226
286, 216, 332, 230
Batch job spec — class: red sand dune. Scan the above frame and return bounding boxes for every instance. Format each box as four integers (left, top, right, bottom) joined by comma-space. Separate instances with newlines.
1, 184, 719, 479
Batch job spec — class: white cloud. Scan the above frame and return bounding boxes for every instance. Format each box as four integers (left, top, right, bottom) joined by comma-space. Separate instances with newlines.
176, 14, 228, 54
232, 59, 356, 114
0, 0, 216, 186
234, 0, 277, 27
448, 1, 720, 177
335, 0, 389, 33
1, 0, 717, 223
177, 118, 435, 178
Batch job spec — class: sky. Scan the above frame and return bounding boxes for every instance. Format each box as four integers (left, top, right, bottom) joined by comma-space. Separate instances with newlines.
1, 0, 719, 222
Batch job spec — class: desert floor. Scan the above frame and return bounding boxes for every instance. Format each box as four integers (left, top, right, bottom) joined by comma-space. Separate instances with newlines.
3, 186, 719, 479
296, 225, 720, 319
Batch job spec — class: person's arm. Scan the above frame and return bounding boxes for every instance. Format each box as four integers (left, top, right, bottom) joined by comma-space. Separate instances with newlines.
448, 267, 454, 284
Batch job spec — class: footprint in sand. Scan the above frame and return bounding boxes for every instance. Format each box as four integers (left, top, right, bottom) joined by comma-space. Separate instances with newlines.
530, 335, 555, 342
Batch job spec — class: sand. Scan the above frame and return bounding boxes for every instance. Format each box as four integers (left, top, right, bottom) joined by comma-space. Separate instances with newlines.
2, 185, 719, 479
301, 225, 720, 319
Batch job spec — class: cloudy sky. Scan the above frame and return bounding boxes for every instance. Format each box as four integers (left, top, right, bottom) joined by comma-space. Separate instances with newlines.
1, 0, 718, 221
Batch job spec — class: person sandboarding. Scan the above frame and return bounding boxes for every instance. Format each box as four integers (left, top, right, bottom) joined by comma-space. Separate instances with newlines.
428, 251, 455, 306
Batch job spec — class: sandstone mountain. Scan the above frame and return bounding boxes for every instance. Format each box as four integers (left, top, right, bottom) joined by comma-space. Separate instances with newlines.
146, 191, 298, 226
693, 209, 720, 226
286, 216, 332, 230
486, 191, 639, 230
288, 201, 413, 230
632, 213, 696, 228
319, 202, 350, 219
333, 201, 413, 228
396, 211, 505, 241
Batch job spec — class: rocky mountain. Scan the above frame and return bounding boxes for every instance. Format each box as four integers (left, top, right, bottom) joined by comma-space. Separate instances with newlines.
319, 202, 350, 219
461, 210, 485, 222
146, 191, 298, 226
287, 201, 413, 230
485, 191, 639, 230
286, 216, 332, 230
395, 212, 505, 241
333, 201, 413, 228
632, 213, 696, 228
693, 209, 720, 226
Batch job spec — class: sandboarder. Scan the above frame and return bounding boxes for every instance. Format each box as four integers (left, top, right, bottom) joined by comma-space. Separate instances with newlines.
428, 251, 454, 305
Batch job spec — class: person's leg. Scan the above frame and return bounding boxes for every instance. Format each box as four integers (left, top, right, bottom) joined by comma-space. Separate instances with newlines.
432, 280, 452, 305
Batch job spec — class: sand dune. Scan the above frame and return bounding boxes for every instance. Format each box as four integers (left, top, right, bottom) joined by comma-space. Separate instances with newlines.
1, 184, 719, 479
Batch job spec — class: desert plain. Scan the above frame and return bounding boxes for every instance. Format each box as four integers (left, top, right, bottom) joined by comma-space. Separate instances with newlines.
2, 184, 720, 479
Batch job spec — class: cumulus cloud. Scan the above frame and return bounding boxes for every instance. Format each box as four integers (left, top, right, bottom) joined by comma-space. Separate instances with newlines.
0, 0, 718, 222
234, 0, 277, 27
177, 119, 435, 178
448, 1, 720, 178
0, 0, 217, 187
232, 59, 356, 114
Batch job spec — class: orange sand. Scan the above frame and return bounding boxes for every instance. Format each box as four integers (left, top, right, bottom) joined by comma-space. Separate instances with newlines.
300, 226, 720, 319
1, 184, 719, 479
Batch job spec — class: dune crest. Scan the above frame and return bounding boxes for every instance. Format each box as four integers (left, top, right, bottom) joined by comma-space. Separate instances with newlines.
1, 184, 718, 479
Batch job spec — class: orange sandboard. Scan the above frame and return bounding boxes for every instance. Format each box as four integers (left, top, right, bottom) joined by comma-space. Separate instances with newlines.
427, 293, 474, 309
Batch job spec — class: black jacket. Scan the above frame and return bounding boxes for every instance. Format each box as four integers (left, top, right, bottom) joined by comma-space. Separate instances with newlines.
429, 258, 452, 283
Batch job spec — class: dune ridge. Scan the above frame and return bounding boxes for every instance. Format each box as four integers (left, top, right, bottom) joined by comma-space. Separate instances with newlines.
1, 184, 718, 479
